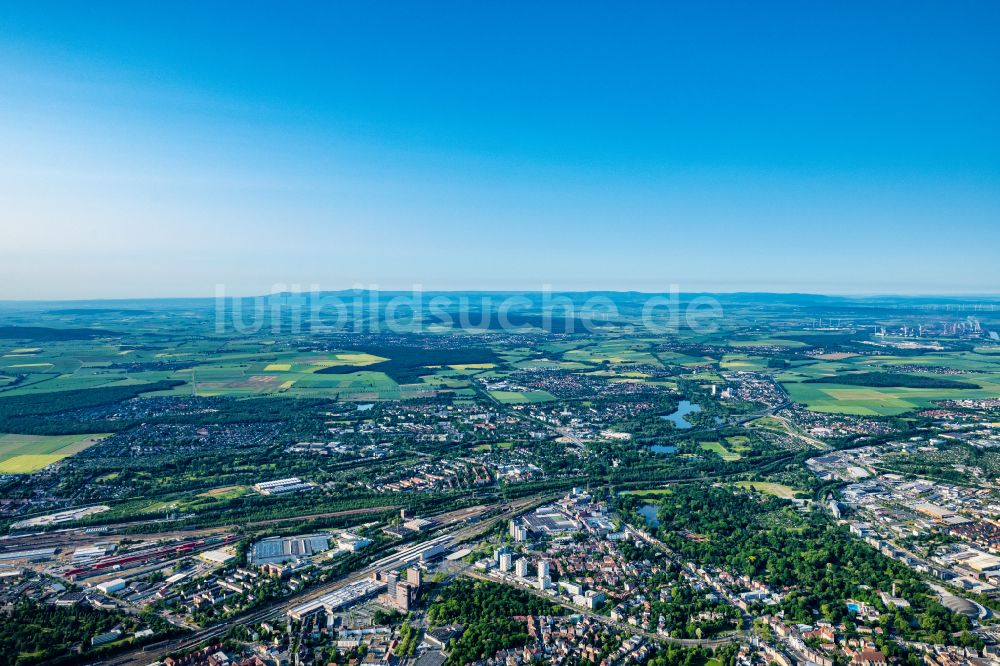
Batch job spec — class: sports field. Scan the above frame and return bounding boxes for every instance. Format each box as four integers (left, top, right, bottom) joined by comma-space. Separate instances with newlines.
0, 433, 110, 473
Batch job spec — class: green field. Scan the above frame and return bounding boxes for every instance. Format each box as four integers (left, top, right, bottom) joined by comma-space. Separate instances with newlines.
720, 353, 771, 371
448, 363, 496, 372
732, 481, 802, 499
782, 377, 1000, 415
197, 485, 250, 500
747, 416, 784, 430
141, 485, 251, 514
489, 390, 557, 404
0, 340, 427, 401
729, 338, 808, 348
562, 339, 662, 366
699, 441, 741, 461
0, 433, 110, 473
771, 349, 1000, 415
621, 488, 673, 497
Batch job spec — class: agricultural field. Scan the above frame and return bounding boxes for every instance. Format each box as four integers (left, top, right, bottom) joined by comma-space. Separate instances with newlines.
656, 350, 714, 367
513, 358, 590, 370
0, 433, 109, 473
720, 353, 771, 371
489, 390, 556, 404
562, 338, 662, 366
0, 335, 503, 403
771, 349, 1000, 415
781, 376, 1000, 416
729, 337, 809, 348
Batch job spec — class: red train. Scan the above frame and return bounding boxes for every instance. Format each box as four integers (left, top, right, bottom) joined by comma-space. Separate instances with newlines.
65, 534, 238, 578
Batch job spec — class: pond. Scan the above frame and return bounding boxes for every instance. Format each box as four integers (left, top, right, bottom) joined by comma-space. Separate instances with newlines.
649, 444, 678, 455
659, 400, 702, 429
637, 504, 660, 528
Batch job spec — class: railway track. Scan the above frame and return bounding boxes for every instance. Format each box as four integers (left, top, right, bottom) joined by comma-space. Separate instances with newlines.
91, 494, 549, 665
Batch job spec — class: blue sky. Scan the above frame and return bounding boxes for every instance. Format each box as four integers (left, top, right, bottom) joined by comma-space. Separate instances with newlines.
1, 1, 998, 298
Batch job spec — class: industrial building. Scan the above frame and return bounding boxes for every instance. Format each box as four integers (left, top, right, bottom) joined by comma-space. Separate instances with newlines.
249, 534, 331, 566
252, 477, 316, 496
287, 580, 386, 622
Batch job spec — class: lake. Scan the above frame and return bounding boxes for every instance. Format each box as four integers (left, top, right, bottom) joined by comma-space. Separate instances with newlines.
637, 504, 660, 528
649, 444, 678, 455
660, 400, 701, 429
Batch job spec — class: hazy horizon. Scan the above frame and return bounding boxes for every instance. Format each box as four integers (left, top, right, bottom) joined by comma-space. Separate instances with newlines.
4, 287, 1000, 306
